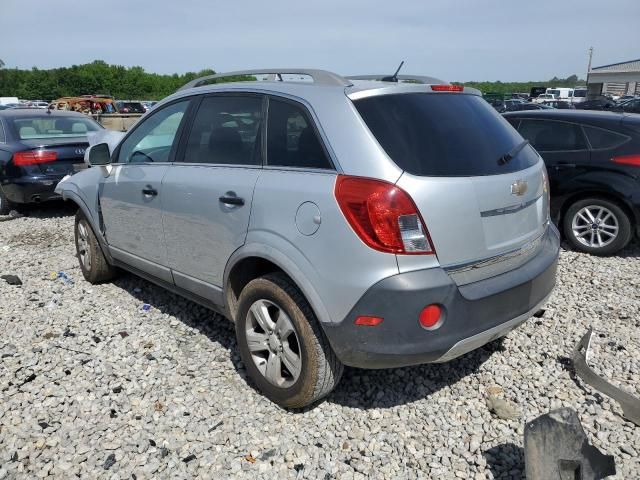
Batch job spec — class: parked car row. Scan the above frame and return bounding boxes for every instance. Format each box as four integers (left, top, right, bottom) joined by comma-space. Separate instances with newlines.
2, 70, 638, 408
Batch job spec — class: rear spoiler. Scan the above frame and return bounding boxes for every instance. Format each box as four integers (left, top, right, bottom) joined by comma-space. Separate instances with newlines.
347, 75, 481, 96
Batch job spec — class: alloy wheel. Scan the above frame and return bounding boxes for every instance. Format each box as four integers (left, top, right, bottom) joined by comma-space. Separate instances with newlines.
571, 205, 619, 249
245, 299, 302, 388
77, 221, 92, 271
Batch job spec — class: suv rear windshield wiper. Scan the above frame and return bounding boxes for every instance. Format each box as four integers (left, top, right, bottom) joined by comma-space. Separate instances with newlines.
498, 140, 529, 165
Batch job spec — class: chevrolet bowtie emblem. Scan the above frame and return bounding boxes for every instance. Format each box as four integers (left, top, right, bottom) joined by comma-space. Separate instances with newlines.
511, 180, 528, 196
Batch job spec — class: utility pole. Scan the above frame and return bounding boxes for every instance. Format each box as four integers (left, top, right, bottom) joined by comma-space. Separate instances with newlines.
587, 47, 593, 78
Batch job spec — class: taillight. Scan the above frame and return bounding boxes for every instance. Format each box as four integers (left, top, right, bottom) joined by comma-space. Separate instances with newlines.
430, 85, 464, 92
13, 150, 58, 166
542, 167, 550, 221
334, 175, 435, 255
612, 154, 640, 167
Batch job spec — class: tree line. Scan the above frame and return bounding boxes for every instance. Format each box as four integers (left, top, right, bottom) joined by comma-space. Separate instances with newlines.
458, 74, 586, 95
0, 59, 586, 100
0, 60, 220, 100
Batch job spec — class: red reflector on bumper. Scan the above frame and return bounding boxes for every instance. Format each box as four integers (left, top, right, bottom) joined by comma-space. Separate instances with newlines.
419, 304, 442, 329
355, 316, 384, 326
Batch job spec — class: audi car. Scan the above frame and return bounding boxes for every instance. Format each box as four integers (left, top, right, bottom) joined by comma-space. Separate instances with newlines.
0, 109, 102, 214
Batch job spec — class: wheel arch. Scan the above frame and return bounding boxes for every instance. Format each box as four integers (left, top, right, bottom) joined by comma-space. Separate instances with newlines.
61, 189, 113, 263
223, 245, 331, 326
558, 189, 637, 232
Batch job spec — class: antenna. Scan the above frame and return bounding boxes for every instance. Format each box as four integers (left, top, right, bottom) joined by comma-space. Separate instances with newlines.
382, 61, 405, 83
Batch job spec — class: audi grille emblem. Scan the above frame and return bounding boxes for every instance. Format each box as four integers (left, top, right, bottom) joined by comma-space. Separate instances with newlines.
75, 148, 86, 155
511, 180, 528, 196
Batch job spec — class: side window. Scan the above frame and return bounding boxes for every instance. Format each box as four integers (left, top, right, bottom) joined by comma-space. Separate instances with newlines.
518, 120, 587, 151
267, 98, 332, 169
583, 126, 629, 150
117, 100, 189, 164
506, 118, 520, 129
0, 120, 5, 143
183, 95, 262, 165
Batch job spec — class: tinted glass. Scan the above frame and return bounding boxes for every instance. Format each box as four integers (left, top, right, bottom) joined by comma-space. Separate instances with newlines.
0, 121, 5, 142
354, 93, 538, 176
118, 100, 188, 164
624, 99, 640, 113
267, 99, 331, 169
183, 96, 262, 165
506, 118, 520, 128
574, 89, 587, 98
11, 116, 100, 140
583, 126, 628, 149
518, 120, 587, 151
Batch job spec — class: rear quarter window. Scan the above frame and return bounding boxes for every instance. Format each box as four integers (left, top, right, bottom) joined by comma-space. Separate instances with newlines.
354, 92, 539, 176
266, 98, 332, 169
583, 125, 629, 150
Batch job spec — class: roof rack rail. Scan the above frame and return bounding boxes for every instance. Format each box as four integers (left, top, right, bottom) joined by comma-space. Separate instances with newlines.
179, 69, 352, 91
346, 74, 447, 85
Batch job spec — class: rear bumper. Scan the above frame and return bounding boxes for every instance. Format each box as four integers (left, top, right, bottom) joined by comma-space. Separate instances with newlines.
322, 224, 560, 368
1, 176, 64, 204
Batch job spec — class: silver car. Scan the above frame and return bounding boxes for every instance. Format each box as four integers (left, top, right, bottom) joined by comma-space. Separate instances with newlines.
56, 69, 560, 408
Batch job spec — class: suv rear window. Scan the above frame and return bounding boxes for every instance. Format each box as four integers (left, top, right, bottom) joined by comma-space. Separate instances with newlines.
354, 93, 538, 176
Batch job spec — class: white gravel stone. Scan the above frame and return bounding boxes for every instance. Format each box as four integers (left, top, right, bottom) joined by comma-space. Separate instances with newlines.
1, 204, 639, 478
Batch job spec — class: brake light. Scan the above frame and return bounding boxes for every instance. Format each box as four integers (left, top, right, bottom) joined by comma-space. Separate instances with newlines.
612, 154, 640, 167
431, 85, 464, 92
334, 175, 434, 255
13, 150, 57, 166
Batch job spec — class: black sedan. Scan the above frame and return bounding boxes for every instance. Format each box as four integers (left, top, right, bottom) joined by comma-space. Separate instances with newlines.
504, 110, 640, 255
0, 109, 102, 214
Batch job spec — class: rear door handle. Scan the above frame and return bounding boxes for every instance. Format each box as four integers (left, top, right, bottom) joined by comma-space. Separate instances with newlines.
219, 194, 245, 206
556, 163, 576, 168
142, 185, 158, 196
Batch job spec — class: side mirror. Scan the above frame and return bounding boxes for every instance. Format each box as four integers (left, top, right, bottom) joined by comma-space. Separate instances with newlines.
87, 143, 111, 166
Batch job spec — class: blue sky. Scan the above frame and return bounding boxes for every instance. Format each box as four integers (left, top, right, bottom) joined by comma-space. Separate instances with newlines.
2, 0, 639, 81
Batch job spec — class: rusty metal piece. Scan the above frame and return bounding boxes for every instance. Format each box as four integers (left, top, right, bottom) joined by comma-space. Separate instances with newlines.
572, 327, 640, 427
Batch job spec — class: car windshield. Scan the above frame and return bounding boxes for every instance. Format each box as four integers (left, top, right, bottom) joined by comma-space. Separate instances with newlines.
353, 92, 539, 176
12, 116, 101, 140
574, 90, 587, 97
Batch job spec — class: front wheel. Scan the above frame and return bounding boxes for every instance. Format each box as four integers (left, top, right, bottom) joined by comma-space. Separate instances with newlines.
74, 211, 117, 283
235, 273, 343, 408
563, 198, 632, 255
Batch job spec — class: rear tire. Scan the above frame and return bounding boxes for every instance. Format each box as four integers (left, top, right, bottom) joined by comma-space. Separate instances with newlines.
563, 197, 632, 255
74, 211, 117, 283
235, 272, 343, 408
0, 187, 13, 216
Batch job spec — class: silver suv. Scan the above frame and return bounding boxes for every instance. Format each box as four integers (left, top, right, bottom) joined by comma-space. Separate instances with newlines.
56, 69, 560, 408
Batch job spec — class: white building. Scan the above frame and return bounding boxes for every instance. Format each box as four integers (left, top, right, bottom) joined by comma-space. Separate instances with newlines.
587, 58, 640, 97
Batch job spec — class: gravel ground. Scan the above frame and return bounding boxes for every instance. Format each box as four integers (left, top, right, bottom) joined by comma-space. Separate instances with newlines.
1, 203, 638, 479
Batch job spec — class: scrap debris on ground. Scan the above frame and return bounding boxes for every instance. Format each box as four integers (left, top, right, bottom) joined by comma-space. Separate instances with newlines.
1, 204, 639, 479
